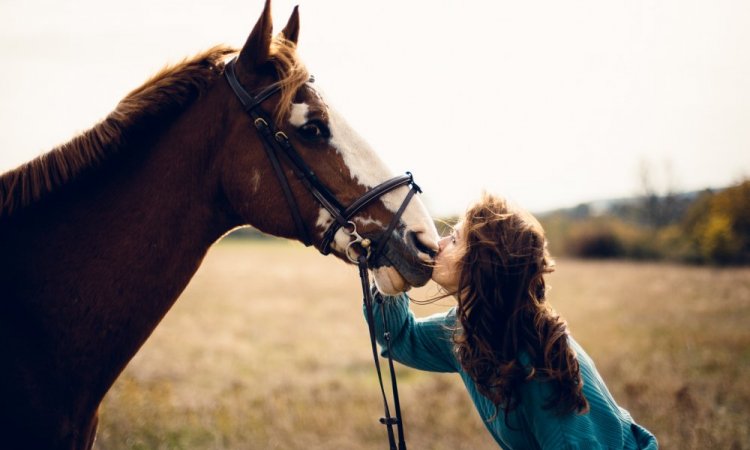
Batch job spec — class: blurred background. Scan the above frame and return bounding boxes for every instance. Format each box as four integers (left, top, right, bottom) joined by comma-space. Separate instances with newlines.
1, 0, 749, 448
2, 0, 749, 215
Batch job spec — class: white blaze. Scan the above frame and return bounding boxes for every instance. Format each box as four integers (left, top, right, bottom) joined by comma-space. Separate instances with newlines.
289, 102, 309, 127
326, 99, 438, 248
291, 87, 439, 277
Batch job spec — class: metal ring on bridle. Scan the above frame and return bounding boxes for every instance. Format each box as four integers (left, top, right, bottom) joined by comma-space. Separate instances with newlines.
344, 221, 371, 263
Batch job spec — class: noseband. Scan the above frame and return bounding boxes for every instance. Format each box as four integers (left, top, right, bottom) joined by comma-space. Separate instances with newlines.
224, 57, 419, 449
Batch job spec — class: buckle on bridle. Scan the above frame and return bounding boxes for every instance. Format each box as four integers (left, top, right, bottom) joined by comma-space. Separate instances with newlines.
274, 131, 289, 142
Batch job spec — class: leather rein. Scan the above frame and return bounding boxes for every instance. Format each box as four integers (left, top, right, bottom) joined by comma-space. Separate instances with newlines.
224, 57, 418, 449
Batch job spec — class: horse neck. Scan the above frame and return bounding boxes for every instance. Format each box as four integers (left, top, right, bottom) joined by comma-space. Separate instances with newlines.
0, 102, 234, 416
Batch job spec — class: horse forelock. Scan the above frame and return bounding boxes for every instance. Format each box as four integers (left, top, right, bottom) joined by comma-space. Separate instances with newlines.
0, 45, 236, 219
268, 35, 310, 124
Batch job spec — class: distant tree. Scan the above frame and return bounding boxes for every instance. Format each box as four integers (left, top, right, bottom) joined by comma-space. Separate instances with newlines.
563, 219, 625, 258
637, 158, 683, 228
638, 159, 659, 227
681, 180, 750, 264
569, 203, 591, 220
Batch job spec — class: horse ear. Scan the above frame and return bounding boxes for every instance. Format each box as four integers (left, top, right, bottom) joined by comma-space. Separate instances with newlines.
238, 0, 273, 69
280, 5, 300, 45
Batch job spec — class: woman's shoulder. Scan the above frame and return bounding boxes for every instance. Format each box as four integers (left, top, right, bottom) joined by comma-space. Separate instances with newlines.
565, 335, 600, 378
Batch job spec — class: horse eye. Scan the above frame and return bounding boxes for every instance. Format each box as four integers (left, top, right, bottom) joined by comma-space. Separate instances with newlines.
298, 120, 330, 141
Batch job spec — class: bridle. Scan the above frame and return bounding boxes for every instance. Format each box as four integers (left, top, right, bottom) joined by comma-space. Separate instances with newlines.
224, 57, 419, 449
223, 58, 420, 260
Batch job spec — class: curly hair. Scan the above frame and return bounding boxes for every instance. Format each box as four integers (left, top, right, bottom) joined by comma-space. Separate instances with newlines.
452, 194, 588, 423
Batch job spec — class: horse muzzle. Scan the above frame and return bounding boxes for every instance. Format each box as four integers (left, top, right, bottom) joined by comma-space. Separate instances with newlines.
369, 228, 434, 290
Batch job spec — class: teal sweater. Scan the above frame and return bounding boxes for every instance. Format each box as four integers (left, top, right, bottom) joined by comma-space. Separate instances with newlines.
365, 292, 658, 449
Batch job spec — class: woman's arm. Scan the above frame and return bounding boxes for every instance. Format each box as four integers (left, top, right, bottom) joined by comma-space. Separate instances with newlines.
364, 288, 460, 373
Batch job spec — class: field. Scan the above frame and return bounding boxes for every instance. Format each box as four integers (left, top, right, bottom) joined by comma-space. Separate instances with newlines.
94, 240, 750, 449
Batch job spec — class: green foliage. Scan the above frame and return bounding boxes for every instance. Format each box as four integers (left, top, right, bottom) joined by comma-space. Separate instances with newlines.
543, 215, 660, 260
225, 181, 750, 266
681, 180, 750, 265
562, 219, 624, 258
538, 179, 750, 265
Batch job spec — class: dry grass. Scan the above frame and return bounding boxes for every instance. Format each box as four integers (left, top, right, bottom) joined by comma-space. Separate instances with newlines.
94, 241, 750, 449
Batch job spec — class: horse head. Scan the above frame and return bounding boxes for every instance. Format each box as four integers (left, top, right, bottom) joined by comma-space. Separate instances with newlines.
216, 1, 439, 293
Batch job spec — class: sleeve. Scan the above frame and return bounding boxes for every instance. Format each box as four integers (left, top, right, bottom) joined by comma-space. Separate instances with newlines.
363, 288, 460, 373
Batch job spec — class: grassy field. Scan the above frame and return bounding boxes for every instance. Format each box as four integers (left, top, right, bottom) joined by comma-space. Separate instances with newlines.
94, 240, 750, 449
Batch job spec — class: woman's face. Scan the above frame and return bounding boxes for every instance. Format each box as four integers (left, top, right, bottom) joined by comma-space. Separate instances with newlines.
432, 223, 465, 292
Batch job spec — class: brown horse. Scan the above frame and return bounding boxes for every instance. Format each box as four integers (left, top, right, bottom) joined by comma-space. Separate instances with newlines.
0, 2, 439, 448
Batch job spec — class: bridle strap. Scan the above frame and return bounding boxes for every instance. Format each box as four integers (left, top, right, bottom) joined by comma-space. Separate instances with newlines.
253, 115, 314, 246
343, 174, 415, 220
360, 256, 407, 450
354, 171, 418, 450
224, 59, 283, 112
382, 296, 407, 450
225, 58, 314, 245
319, 173, 416, 255
272, 132, 348, 225
369, 180, 421, 263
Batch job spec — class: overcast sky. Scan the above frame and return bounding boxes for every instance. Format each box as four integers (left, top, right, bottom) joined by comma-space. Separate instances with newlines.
1, 0, 749, 215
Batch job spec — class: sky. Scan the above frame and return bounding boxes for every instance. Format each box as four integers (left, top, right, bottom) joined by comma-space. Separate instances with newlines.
1, 0, 749, 216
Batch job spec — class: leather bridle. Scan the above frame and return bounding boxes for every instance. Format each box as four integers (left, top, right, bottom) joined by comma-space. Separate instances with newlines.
223, 58, 420, 260
224, 57, 420, 449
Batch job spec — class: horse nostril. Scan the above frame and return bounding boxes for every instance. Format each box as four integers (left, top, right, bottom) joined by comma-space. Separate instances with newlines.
408, 231, 437, 259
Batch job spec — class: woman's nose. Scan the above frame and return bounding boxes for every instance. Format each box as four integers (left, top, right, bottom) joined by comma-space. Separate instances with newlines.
437, 235, 450, 252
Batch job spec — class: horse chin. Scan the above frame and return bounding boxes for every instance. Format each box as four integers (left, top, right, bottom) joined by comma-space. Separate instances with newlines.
372, 267, 411, 295
370, 233, 433, 295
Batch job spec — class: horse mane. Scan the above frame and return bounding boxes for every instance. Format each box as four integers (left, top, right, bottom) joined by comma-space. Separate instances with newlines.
0, 36, 308, 219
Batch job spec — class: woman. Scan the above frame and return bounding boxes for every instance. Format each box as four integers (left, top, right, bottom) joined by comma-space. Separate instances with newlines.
367, 194, 657, 449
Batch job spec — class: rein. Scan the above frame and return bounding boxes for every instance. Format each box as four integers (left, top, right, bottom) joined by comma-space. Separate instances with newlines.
358, 255, 408, 450
224, 58, 416, 449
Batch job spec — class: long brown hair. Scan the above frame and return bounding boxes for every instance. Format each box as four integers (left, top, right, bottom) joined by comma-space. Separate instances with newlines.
453, 194, 588, 421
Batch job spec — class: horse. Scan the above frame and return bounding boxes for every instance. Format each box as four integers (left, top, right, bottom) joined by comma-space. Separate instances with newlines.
0, 1, 439, 448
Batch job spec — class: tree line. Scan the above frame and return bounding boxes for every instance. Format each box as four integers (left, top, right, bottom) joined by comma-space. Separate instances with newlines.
225, 178, 750, 266
539, 179, 750, 265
